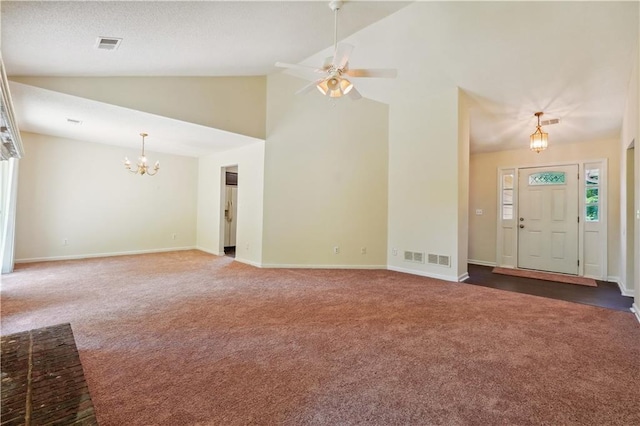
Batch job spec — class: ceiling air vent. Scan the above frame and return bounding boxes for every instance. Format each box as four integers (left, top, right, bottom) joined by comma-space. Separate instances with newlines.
541, 118, 560, 126
95, 37, 122, 51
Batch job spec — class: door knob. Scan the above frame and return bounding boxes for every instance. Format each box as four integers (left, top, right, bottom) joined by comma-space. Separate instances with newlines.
519, 224, 525, 229
519, 217, 524, 221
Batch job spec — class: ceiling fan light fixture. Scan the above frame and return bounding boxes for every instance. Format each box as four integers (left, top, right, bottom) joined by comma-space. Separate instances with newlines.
339, 78, 353, 94
275, 0, 396, 100
530, 112, 548, 153
329, 88, 342, 98
316, 80, 329, 95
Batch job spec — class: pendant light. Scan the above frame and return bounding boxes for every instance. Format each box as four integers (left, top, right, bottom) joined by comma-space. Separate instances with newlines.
530, 112, 548, 153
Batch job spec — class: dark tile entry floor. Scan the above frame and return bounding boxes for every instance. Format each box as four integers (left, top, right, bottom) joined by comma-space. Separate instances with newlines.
224, 246, 236, 258
1, 324, 98, 425
465, 264, 633, 312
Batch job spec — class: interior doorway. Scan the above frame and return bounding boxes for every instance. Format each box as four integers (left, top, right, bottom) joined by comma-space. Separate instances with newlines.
223, 166, 238, 258
517, 165, 579, 275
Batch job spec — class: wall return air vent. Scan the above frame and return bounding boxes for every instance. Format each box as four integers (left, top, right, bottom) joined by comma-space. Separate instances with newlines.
403, 251, 425, 264
427, 253, 451, 268
95, 37, 122, 51
404, 251, 449, 266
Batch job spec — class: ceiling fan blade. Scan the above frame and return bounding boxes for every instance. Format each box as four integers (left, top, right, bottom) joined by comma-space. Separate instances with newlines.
332, 43, 354, 69
275, 62, 324, 73
295, 79, 324, 95
348, 87, 362, 100
345, 68, 397, 78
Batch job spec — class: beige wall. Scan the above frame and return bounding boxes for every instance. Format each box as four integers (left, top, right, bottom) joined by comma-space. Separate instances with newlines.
469, 138, 621, 277
15, 132, 198, 261
307, 2, 470, 282
262, 73, 388, 267
387, 89, 466, 281
197, 142, 265, 266
620, 41, 639, 303
10, 77, 267, 139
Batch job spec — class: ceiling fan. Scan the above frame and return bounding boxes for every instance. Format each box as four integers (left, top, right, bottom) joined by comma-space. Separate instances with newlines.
275, 0, 397, 100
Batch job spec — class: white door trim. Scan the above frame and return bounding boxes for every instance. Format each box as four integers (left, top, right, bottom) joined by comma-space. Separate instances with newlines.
496, 158, 608, 280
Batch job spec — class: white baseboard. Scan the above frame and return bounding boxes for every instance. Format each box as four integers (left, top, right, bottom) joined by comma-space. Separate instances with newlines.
631, 303, 640, 324
195, 246, 225, 256
387, 265, 458, 282
458, 272, 470, 282
234, 258, 262, 268
15, 246, 197, 263
468, 259, 497, 267
608, 276, 635, 297
259, 263, 387, 270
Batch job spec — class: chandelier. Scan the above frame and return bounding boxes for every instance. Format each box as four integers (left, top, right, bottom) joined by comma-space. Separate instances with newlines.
530, 112, 548, 153
124, 133, 159, 176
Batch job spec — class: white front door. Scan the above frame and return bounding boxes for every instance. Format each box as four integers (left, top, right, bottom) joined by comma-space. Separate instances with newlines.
518, 165, 579, 275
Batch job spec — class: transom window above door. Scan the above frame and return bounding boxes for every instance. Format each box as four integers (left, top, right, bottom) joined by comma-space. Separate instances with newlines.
528, 171, 566, 185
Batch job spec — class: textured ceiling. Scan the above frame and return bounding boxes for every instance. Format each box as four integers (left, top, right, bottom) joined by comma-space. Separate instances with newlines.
1, 1, 638, 154
1, 0, 409, 76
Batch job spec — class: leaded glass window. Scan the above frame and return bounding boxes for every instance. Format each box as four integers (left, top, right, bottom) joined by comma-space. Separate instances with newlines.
502, 173, 514, 220
585, 168, 599, 222
528, 171, 566, 185
586, 169, 599, 185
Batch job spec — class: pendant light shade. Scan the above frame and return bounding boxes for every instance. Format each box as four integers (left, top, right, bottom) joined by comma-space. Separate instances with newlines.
530, 112, 548, 153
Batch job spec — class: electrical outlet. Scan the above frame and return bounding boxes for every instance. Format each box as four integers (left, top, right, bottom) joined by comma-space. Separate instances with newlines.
333, 246, 340, 255
392, 248, 398, 256
361, 247, 367, 255
475, 209, 483, 215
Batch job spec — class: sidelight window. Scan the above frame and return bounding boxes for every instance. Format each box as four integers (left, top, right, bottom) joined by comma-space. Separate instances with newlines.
501, 173, 514, 220
585, 169, 599, 222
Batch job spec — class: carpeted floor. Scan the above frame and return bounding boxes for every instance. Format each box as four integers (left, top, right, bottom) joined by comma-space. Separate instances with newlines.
1, 250, 639, 425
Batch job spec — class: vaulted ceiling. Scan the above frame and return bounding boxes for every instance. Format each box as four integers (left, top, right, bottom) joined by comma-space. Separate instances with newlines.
2, 1, 638, 154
